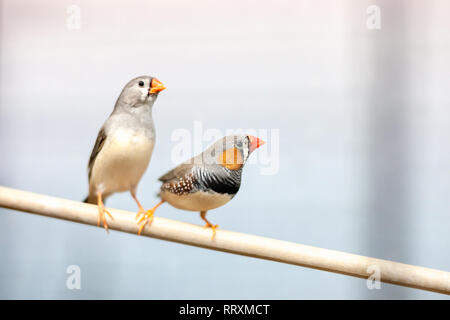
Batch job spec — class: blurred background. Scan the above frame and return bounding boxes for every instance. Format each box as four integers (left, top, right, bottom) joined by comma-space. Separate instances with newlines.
0, 0, 449, 299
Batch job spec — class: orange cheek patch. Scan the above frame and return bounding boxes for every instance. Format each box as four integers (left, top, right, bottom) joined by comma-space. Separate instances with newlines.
218, 148, 243, 170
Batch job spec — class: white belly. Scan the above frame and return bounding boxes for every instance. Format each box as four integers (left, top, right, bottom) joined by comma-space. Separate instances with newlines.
91, 130, 154, 194
161, 190, 232, 212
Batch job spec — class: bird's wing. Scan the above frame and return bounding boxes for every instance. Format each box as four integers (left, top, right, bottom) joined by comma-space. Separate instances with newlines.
87, 127, 107, 181
158, 163, 198, 196
158, 163, 194, 183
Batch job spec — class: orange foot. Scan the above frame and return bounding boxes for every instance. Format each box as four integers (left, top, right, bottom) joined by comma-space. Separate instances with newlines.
200, 211, 218, 240
135, 200, 165, 235
136, 209, 155, 235
204, 223, 219, 240
97, 193, 114, 232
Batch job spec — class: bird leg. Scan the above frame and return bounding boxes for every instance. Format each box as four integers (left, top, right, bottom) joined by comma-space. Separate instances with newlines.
97, 192, 114, 233
131, 192, 164, 235
200, 211, 219, 240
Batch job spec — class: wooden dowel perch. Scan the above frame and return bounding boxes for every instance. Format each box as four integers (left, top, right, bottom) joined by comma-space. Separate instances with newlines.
0, 186, 449, 295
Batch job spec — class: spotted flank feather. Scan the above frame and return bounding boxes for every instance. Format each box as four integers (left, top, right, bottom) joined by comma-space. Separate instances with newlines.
162, 173, 196, 195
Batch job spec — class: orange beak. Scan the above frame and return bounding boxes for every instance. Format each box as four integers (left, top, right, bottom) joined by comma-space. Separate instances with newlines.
248, 135, 265, 153
149, 78, 166, 94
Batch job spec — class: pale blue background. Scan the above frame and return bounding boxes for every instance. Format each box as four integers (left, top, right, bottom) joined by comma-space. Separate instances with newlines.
0, 0, 449, 299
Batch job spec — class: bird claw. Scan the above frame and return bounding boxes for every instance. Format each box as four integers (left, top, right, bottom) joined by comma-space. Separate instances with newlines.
136, 209, 155, 235
204, 223, 219, 240
98, 205, 113, 233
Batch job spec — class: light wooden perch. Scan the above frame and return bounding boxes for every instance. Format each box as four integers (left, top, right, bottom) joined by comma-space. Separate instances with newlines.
0, 186, 449, 295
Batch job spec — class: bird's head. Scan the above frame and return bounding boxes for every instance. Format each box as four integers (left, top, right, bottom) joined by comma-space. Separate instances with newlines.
115, 75, 166, 110
204, 134, 265, 170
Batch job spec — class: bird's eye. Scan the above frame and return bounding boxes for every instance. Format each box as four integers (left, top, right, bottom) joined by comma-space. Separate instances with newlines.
138, 81, 144, 87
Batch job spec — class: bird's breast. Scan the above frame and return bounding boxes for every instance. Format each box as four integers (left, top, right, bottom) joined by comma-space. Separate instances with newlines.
91, 129, 154, 193
161, 190, 233, 212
